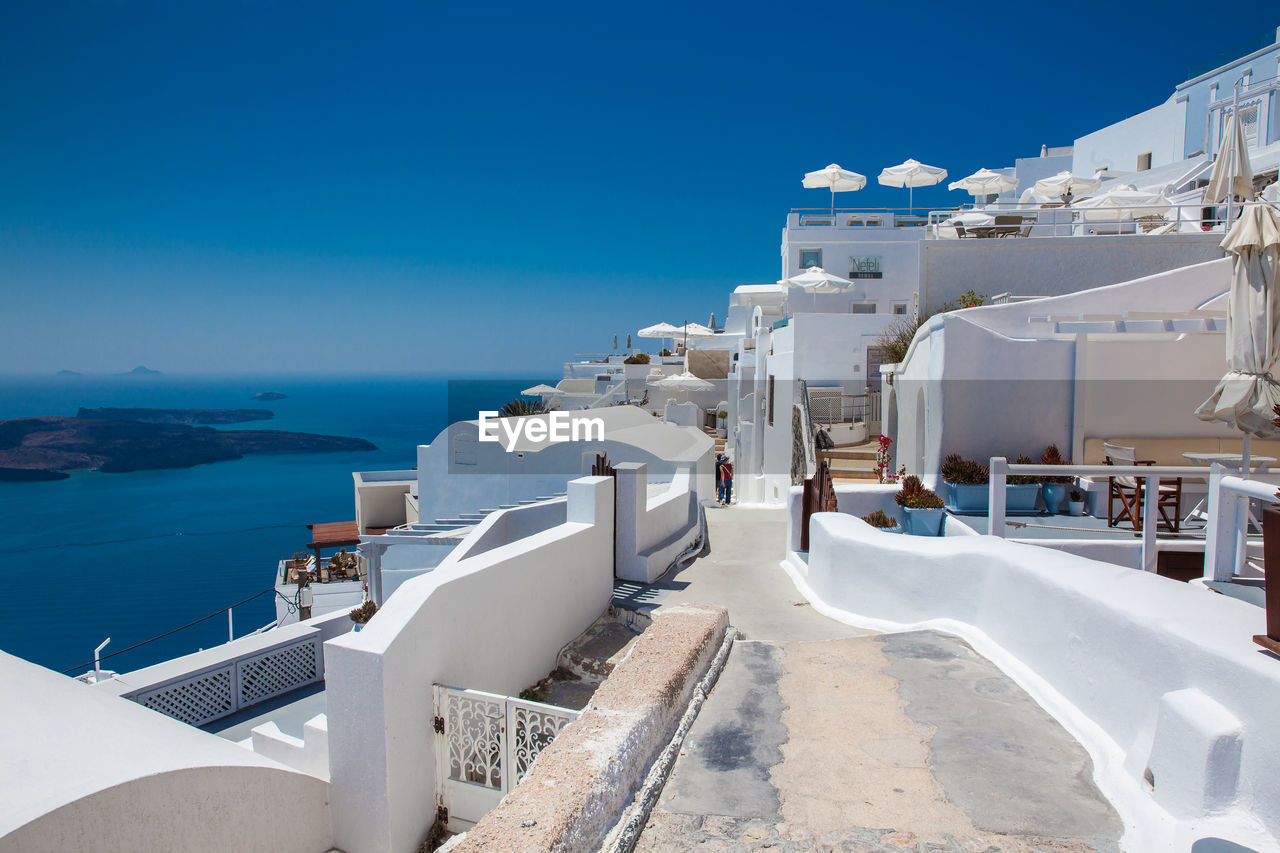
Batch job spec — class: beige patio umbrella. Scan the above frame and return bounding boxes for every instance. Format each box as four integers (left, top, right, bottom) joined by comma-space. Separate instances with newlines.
1033, 170, 1102, 203
802, 163, 867, 216
521, 384, 560, 396
878, 159, 947, 212
785, 266, 853, 293
948, 168, 1018, 202
638, 321, 680, 352
1195, 203, 1280, 473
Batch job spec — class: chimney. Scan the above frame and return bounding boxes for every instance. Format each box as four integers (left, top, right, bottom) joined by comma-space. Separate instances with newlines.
1041, 144, 1047, 157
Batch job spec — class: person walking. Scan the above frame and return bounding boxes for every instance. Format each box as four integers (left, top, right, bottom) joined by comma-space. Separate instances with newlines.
715, 453, 725, 505
718, 454, 734, 506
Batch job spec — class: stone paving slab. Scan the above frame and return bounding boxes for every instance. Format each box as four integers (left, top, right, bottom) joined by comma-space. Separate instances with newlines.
636, 633, 1121, 853
632, 508, 1123, 853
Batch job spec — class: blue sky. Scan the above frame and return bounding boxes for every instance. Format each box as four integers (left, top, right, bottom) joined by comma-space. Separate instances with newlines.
0, 2, 1273, 375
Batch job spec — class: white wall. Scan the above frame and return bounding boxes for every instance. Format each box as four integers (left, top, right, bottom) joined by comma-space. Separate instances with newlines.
614, 462, 700, 583
1073, 96, 1188, 174
788, 513, 1280, 852
324, 476, 616, 853
920, 233, 1223, 312
414, 407, 711, 525
0, 651, 331, 853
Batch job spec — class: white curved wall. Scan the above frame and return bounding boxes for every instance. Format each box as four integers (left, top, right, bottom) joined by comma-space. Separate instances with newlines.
787, 513, 1280, 851
0, 650, 331, 853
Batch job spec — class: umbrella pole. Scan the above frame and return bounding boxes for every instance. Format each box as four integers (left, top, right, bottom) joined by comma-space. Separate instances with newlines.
830, 187, 834, 217
1243, 432, 1252, 481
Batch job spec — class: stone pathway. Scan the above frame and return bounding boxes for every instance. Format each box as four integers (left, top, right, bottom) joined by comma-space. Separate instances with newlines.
632, 506, 1123, 853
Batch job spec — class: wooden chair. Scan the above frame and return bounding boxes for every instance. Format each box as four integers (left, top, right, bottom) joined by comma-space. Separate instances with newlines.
1104, 441, 1182, 533
994, 215, 1023, 237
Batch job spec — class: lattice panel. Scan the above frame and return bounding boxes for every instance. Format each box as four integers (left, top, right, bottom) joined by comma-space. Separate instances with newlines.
444, 691, 504, 789
237, 639, 320, 707
136, 665, 235, 727
510, 701, 577, 786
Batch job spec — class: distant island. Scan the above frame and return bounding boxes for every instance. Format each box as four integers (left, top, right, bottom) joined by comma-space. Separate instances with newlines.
55, 366, 163, 377
77, 407, 274, 425
253, 391, 288, 401
0, 409, 376, 481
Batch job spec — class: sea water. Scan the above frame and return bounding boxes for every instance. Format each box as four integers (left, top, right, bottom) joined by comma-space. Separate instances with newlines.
0, 374, 539, 675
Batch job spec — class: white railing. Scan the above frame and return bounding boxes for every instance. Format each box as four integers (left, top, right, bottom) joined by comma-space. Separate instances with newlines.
987, 459, 1208, 574
926, 201, 1241, 240
96, 623, 326, 727
1204, 465, 1276, 582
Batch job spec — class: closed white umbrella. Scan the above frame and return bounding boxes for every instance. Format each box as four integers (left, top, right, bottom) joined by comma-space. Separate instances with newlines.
1195, 205, 1280, 465
1074, 185, 1172, 222
948, 168, 1018, 201
1033, 170, 1102, 203
878, 159, 947, 212
1204, 108, 1253, 207
803, 163, 867, 216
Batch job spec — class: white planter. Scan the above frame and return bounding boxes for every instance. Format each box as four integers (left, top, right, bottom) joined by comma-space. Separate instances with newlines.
1067, 501, 1085, 517
716, 427, 727, 438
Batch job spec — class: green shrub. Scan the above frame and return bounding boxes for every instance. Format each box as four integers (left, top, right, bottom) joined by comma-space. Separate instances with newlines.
894, 475, 944, 509
861, 509, 899, 528
940, 453, 989, 485
624, 353, 650, 365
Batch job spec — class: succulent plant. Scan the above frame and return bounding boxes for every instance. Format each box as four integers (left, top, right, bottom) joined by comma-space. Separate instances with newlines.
894, 475, 944, 509
941, 453, 989, 485
861, 509, 899, 528
1040, 444, 1074, 483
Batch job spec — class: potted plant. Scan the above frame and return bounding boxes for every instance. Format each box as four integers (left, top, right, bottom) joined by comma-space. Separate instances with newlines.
716, 410, 728, 438
895, 475, 945, 536
1039, 445, 1074, 514
940, 453, 989, 512
1007, 455, 1042, 512
1067, 487, 1086, 517
861, 509, 901, 534
349, 599, 378, 632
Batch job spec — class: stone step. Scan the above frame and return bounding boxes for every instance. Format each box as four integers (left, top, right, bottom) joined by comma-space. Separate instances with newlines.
831, 470, 879, 482
821, 449, 877, 461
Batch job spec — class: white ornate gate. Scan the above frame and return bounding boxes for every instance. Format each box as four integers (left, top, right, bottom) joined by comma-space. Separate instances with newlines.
432, 684, 580, 831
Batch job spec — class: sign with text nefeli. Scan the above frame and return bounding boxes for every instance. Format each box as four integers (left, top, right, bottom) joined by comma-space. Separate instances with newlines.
849, 256, 883, 279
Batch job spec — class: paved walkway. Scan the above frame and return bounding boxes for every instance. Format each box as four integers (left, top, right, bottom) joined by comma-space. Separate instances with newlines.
631, 506, 1123, 853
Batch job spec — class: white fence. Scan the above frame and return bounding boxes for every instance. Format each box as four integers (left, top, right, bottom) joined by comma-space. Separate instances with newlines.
433, 684, 580, 831
96, 622, 326, 728
990, 459, 1274, 581
988, 459, 1207, 574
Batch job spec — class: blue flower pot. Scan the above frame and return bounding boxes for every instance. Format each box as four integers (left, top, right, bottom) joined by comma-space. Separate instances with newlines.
1006, 483, 1041, 513
1042, 482, 1069, 514
944, 481, 988, 513
902, 507, 945, 536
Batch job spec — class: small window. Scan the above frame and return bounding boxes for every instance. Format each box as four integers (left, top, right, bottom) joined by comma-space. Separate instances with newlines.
767, 376, 775, 427
865, 215, 882, 227
1137, 152, 1152, 171
845, 215, 863, 226
799, 249, 822, 269
893, 303, 908, 315
850, 303, 876, 314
